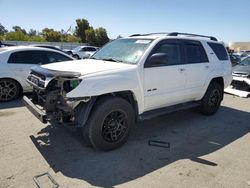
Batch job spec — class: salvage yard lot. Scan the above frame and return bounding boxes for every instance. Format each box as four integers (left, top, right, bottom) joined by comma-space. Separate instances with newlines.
0, 94, 250, 188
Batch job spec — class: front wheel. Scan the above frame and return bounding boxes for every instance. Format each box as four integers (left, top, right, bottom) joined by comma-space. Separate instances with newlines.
199, 82, 223, 115
83, 97, 135, 151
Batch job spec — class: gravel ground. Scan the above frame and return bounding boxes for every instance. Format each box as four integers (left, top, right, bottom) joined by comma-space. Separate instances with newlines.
0, 94, 250, 188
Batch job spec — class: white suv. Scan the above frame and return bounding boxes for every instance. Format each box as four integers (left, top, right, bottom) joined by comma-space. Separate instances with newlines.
23, 32, 232, 151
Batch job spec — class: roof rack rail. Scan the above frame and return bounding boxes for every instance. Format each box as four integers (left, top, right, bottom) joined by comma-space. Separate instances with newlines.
129, 32, 169, 37
168, 32, 218, 41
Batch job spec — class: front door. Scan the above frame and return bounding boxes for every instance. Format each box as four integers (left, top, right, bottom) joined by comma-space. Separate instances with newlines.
143, 40, 188, 111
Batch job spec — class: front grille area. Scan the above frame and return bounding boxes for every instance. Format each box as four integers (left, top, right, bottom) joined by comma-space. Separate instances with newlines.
232, 72, 248, 78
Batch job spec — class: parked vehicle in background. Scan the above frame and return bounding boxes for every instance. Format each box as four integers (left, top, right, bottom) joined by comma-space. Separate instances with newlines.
66, 46, 98, 59
0, 46, 74, 101
229, 54, 241, 66
225, 56, 250, 97
30, 44, 67, 53
24, 32, 232, 151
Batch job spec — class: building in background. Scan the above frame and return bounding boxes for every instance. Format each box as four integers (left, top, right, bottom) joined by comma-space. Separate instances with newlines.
229, 42, 250, 52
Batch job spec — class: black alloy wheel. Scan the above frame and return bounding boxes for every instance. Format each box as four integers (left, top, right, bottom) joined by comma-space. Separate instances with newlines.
102, 110, 128, 143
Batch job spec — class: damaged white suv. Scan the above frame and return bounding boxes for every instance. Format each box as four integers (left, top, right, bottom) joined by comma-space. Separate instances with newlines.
23, 32, 232, 151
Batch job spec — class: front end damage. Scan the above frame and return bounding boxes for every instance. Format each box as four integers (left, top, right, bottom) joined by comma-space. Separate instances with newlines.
224, 72, 250, 98
23, 66, 90, 124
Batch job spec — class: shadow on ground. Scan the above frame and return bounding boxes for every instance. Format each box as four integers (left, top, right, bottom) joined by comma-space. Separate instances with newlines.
0, 97, 24, 110
30, 106, 250, 187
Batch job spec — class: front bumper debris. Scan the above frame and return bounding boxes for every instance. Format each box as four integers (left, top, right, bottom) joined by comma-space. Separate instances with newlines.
23, 96, 47, 123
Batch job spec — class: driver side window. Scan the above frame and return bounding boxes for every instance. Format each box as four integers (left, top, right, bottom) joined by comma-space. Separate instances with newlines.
154, 42, 181, 66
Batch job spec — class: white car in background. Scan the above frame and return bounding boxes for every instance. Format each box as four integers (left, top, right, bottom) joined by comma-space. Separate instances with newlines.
0, 46, 74, 101
67, 46, 98, 59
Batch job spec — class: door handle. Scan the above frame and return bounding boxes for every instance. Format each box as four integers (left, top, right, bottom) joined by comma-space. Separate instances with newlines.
179, 68, 186, 72
205, 65, 209, 69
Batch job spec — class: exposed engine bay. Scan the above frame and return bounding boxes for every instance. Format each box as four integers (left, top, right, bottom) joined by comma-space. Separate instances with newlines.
26, 66, 88, 123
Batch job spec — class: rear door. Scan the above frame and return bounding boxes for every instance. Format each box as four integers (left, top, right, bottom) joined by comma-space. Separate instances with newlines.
7, 50, 47, 90
181, 40, 210, 99
143, 39, 189, 111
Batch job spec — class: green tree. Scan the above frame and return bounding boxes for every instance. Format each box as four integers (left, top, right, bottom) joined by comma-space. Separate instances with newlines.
28, 29, 38, 37
42, 28, 61, 42
12, 26, 27, 35
85, 27, 96, 45
0, 23, 8, 36
5, 30, 28, 41
95, 27, 109, 47
75, 18, 90, 43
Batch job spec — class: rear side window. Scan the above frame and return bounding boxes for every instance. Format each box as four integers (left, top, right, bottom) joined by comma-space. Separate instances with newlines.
45, 51, 72, 63
85, 47, 97, 52
184, 41, 208, 64
8, 51, 46, 64
207, 42, 229, 60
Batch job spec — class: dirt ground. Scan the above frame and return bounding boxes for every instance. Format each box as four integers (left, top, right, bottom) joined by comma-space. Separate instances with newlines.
0, 94, 250, 188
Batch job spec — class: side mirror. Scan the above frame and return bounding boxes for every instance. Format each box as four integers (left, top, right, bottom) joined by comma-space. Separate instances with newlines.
147, 53, 168, 67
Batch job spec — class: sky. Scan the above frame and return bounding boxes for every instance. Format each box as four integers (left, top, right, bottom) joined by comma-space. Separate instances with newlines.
0, 0, 250, 43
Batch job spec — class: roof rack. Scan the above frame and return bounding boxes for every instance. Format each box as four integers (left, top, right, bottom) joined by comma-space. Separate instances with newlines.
129, 32, 218, 41
167, 32, 218, 41
129, 32, 169, 37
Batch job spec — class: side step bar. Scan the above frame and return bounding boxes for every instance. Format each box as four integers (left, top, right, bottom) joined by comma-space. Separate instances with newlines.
139, 101, 201, 120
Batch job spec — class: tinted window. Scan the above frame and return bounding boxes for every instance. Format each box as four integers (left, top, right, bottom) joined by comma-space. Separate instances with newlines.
152, 42, 181, 66
80, 47, 87, 52
45, 51, 72, 63
207, 42, 229, 61
8, 51, 46, 64
184, 41, 208, 64
85, 47, 97, 52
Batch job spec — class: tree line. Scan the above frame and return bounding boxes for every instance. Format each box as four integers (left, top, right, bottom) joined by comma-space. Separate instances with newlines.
0, 18, 110, 47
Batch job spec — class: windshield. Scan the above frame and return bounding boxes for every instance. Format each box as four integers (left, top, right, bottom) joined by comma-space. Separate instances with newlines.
239, 57, 250, 65
92, 38, 152, 64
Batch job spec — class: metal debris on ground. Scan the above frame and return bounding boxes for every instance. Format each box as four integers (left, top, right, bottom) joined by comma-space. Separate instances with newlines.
148, 140, 170, 148
33, 172, 59, 188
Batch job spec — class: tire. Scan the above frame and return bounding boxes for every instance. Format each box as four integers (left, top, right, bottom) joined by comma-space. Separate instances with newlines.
199, 82, 223, 115
0, 78, 20, 102
83, 96, 135, 151
73, 54, 80, 59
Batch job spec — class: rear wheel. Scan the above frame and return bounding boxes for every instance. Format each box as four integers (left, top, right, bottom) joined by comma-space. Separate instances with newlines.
0, 79, 20, 102
199, 82, 223, 115
83, 96, 135, 151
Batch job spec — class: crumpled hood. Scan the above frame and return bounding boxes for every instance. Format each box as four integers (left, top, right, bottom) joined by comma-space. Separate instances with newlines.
41, 59, 134, 76
233, 64, 250, 75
